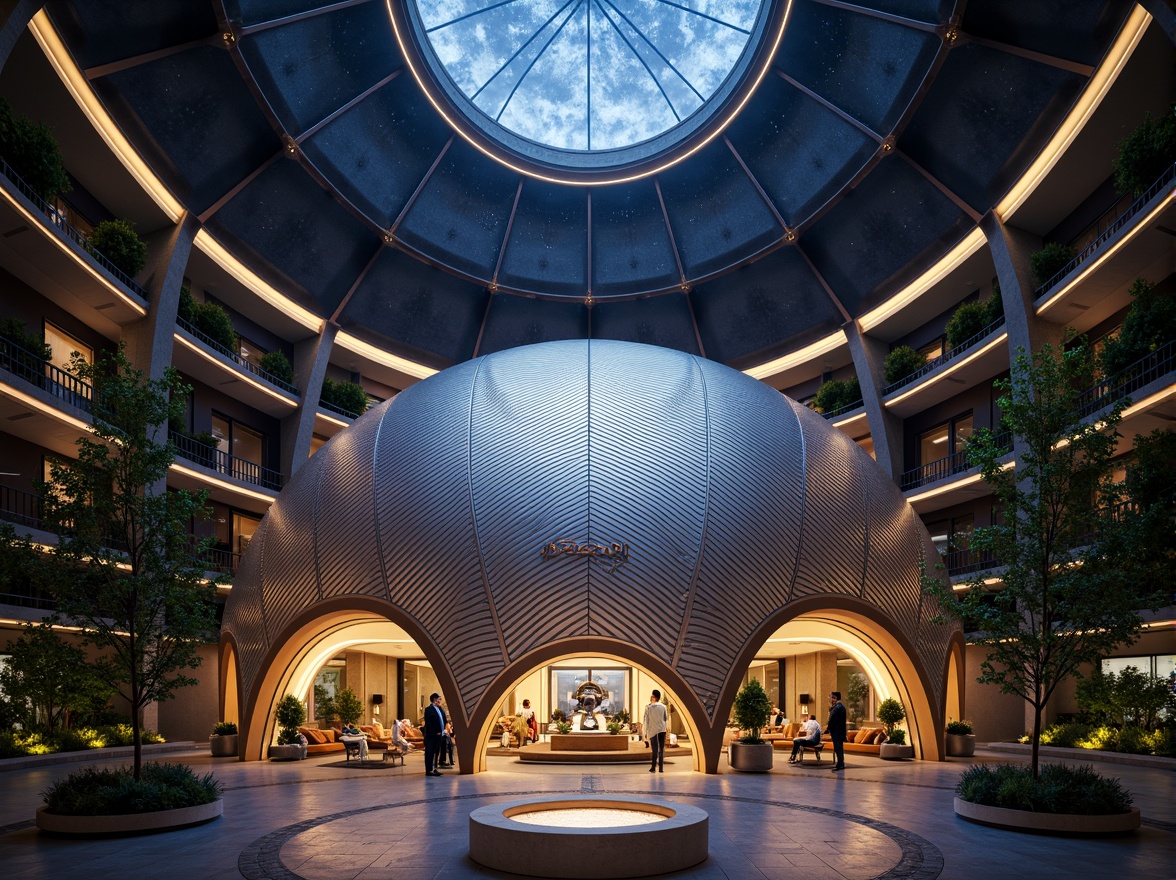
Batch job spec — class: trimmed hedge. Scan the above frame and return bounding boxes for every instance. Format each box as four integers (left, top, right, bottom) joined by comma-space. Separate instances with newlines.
813, 376, 860, 414
42, 762, 221, 816
883, 345, 926, 386
955, 763, 1132, 815
0, 98, 71, 201
87, 219, 148, 278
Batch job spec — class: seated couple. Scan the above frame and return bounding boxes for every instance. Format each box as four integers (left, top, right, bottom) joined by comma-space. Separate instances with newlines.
788, 714, 822, 763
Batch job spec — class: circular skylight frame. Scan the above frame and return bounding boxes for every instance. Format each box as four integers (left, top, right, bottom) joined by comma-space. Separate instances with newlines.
389, 0, 791, 185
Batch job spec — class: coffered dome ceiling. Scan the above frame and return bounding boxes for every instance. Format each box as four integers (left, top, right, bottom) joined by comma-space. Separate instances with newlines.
48, 0, 1133, 369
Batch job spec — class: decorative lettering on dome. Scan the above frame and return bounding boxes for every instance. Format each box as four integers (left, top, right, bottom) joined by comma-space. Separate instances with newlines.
541, 539, 630, 573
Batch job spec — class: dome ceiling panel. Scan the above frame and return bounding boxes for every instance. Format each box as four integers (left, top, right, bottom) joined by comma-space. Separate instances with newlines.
590, 182, 680, 296
691, 247, 843, 366
777, 1, 943, 137
961, 0, 1134, 69
801, 155, 970, 314
95, 46, 279, 213
338, 248, 487, 367
658, 140, 783, 280
394, 139, 517, 282
477, 297, 588, 356
225, 0, 331, 27
237, 1, 400, 138
497, 181, 588, 297
298, 73, 452, 229
847, 0, 953, 24
725, 73, 878, 227
46, 0, 218, 70
206, 158, 378, 315
900, 44, 1083, 213
589, 296, 701, 355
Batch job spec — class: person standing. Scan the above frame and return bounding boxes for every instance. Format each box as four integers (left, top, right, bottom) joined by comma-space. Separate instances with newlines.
520, 698, 538, 744
643, 690, 668, 773
423, 693, 448, 777
827, 691, 847, 771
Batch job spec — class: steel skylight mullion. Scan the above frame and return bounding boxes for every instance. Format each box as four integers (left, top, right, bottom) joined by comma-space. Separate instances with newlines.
471, 0, 582, 103
593, 0, 682, 121
599, 0, 705, 103
494, 0, 586, 124
424, 0, 530, 33
648, 0, 751, 34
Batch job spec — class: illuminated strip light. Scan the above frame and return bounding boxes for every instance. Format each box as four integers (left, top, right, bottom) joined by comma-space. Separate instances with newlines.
858, 228, 987, 332
315, 409, 351, 429
28, 12, 183, 222
0, 382, 92, 432
1123, 385, 1176, 419
174, 333, 298, 408
385, 0, 795, 187
0, 185, 147, 317
744, 330, 847, 380
997, 6, 1151, 220
333, 330, 438, 380
1037, 188, 1176, 316
904, 460, 1015, 505
885, 333, 1008, 408
169, 462, 278, 505
832, 410, 868, 430
1141, 619, 1176, 630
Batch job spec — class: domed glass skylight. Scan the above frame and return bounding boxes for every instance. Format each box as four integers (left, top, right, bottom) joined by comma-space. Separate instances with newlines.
413, 0, 765, 153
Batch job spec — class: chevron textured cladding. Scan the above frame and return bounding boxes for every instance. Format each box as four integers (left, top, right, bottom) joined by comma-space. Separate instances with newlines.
914, 530, 954, 711
674, 362, 807, 716
372, 362, 505, 717
861, 463, 923, 636
227, 516, 271, 701
470, 342, 591, 660
585, 343, 706, 660
314, 412, 386, 602
259, 458, 324, 646
790, 403, 868, 601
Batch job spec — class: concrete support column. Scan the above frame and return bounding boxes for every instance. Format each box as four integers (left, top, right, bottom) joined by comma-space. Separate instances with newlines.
121, 214, 198, 381
982, 212, 1065, 359
0, 1, 42, 73
845, 321, 904, 480
280, 321, 337, 480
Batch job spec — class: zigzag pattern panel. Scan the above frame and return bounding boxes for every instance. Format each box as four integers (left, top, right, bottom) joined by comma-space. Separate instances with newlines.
675, 365, 807, 717
860, 461, 923, 639
372, 362, 505, 716
790, 403, 867, 601
585, 342, 705, 661
915, 530, 955, 711
259, 450, 326, 643
315, 411, 386, 602
226, 516, 271, 701
470, 342, 591, 661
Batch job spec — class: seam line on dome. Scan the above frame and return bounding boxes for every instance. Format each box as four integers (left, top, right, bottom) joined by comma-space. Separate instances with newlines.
785, 399, 808, 605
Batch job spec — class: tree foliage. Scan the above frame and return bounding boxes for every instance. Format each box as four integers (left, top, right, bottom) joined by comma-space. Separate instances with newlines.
945, 296, 1003, 350
813, 376, 861, 414
0, 97, 71, 202
320, 377, 369, 417
38, 345, 219, 779
883, 345, 926, 386
87, 219, 148, 278
732, 678, 772, 743
275, 694, 306, 745
1030, 242, 1076, 287
1113, 107, 1176, 196
1098, 278, 1176, 380
0, 623, 114, 733
1076, 665, 1176, 730
876, 698, 906, 740
334, 687, 363, 726
922, 342, 1168, 777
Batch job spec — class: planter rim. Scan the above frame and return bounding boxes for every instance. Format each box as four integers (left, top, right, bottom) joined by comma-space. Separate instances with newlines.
953, 798, 1140, 835
729, 741, 774, 773
36, 800, 222, 836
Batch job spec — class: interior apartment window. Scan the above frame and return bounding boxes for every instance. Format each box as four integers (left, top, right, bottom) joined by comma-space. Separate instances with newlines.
854, 434, 876, 460
210, 414, 264, 466
1102, 654, 1176, 682
44, 323, 92, 372
918, 413, 973, 465
233, 511, 260, 556
917, 337, 944, 361
237, 335, 265, 369
52, 197, 93, 237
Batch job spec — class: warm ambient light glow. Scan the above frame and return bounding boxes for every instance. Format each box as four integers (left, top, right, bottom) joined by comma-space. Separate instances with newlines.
174, 334, 298, 407
333, 330, 438, 380
904, 460, 1015, 505
743, 330, 846, 380
29, 12, 183, 222
996, 5, 1151, 220
0, 382, 93, 432
168, 462, 279, 504
884, 333, 1008, 407
385, 0, 794, 186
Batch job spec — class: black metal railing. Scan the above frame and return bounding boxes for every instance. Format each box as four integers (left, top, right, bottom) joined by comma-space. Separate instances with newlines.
1035, 162, 1176, 299
1073, 339, 1175, 421
942, 547, 996, 577
169, 430, 284, 491
0, 588, 56, 610
0, 335, 94, 412
883, 315, 1007, 396
191, 542, 240, 574
900, 429, 1012, 492
821, 399, 864, 420
175, 316, 299, 396
0, 483, 44, 530
318, 398, 362, 420
0, 155, 150, 301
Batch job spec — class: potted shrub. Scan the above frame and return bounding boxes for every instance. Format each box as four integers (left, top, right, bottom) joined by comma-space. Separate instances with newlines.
813, 376, 861, 414
1030, 242, 1076, 287
0, 317, 51, 374
877, 698, 913, 760
269, 694, 307, 760
259, 349, 294, 386
321, 377, 369, 417
86, 218, 148, 279
1113, 107, 1176, 196
0, 97, 71, 202
945, 297, 1002, 350
729, 678, 773, 772
945, 719, 976, 757
209, 721, 238, 757
883, 345, 927, 386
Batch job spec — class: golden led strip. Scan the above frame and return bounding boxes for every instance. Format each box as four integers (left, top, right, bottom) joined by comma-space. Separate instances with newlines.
168, 462, 278, 504
885, 333, 1008, 408
174, 332, 299, 408
743, 330, 847, 380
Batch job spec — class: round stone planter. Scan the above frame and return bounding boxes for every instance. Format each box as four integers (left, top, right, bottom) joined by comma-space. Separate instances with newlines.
36, 800, 222, 836
728, 742, 774, 772
945, 733, 975, 757
268, 743, 307, 761
209, 734, 238, 757
879, 743, 914, 761
954, 798, 1140, 835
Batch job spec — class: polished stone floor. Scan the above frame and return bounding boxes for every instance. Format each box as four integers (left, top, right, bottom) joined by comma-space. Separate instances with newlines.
1, 746, 1172, 879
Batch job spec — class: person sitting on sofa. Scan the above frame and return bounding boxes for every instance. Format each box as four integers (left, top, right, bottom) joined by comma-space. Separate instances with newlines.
788, 713, 822, 763
340, 723, 369, 760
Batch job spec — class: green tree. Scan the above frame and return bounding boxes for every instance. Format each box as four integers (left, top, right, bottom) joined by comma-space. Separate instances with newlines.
1098, 279, 1176, 380
813, 376, 860, 414
334, 687, 363, 726
845, 672, 870, 723
87, 219, 148, 278
923, 342, 1167, 777
1113, 107, 1176, 196
732, 678, 772, 743
0, 623, 113, 733
0, 97, 71, 202
38, 345, 220, 779
883, 345, 926, 385
876, 698, 906, 742
275, 694, 306, 745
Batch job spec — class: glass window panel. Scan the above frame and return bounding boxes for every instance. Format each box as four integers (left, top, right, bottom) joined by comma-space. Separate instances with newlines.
211, 415, 230, 456
919, 424, 949, 465
233, 512, 260, 557
917, 338, 944, 361
953, 414, 973, 452
233, 424, 263, 466
44, 323, 92, 372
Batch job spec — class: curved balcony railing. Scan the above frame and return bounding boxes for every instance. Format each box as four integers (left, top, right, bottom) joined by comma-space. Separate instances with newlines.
820, 399, 864, 420
0, 483, 44, 530
318, 398, 362, 420
900, 429, 1012, 492
0, 334, 93, 412
169, 429, 283, 492
942, 547, 995, 577
1035, 162, 1176, 299
883, 315, 1007, 397
1074, 339, 1174, 421
175, 316, 298, 396
191, 542, 241, 574
0, 155, 150, 301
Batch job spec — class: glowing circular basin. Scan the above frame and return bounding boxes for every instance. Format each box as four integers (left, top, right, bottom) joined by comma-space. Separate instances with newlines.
469, 795, 708, 878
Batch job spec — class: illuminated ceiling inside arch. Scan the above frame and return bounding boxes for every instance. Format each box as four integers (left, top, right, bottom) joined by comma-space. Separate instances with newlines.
414, 0, 766, 153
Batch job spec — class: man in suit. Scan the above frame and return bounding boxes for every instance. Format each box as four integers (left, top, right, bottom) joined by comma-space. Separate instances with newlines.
423, 693, 448, 777
827, 691, 847, 771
